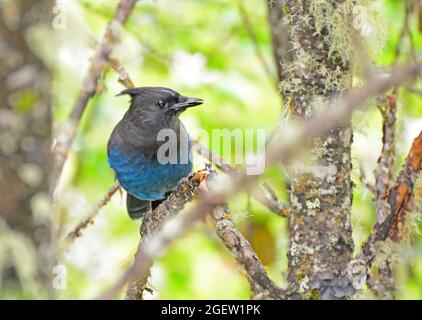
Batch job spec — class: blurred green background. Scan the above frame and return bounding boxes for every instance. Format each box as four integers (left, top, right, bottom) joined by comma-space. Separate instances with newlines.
35, 0, 422, 299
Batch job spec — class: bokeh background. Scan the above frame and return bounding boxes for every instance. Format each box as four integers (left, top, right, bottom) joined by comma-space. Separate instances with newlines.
7, 0, 422, 299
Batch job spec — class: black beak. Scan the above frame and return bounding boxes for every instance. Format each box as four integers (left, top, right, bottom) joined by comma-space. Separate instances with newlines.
171, 96, 203, 112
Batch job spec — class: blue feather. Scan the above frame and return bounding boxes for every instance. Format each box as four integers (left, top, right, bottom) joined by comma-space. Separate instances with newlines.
108, 147, 192, 201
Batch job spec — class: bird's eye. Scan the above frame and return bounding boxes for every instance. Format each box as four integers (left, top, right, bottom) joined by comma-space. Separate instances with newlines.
157, 100, 166, 108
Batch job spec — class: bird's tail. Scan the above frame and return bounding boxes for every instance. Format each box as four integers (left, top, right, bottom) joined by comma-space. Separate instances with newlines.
126, 194, 164, 220
126, 194, 149, 219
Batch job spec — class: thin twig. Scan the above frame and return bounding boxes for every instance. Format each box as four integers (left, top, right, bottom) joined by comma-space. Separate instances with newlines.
366, 4, 415, 297
394, 1, 414, 63
62, 183, 120, 249
192, 139, 290, 217
368, 93, 398, 298
348, 130, 422, 289
108, 58, 135, 88
374, 93, 398, 223
358, 163, 376, 195
405, 86, 422, 95
212, 204, 290, 299
53, 0, 139, 186
237, 0, 278, 89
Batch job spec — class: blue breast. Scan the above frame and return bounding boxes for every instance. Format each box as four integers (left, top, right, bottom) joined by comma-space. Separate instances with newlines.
108, 147, 192, 201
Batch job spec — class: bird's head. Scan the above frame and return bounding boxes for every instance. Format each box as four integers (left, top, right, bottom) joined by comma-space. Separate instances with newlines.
118, 87, 203, 129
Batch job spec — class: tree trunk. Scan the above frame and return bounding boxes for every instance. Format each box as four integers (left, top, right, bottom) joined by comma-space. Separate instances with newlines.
280, 0, 355, 299
0, 0, 54, 298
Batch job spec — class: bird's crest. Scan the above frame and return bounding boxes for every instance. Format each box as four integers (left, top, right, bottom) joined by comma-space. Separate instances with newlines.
117, 87, 179, 98
116, 88, 144, 98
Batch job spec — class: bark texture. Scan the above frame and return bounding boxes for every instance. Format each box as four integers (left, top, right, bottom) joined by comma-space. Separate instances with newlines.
212, 204, 290, 299
368, 93, 398, 299
281, 0, 355, 299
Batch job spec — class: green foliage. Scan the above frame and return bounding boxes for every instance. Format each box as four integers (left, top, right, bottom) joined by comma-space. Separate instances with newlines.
21, 0, 421, 299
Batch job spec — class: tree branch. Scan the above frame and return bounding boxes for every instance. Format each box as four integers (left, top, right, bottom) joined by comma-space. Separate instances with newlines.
124, 167, 215, 300
366, 93, 398, 299
108, 58, 135, 88
357, 163, 376, 195
366, 3, 416, 298
111, 168, 291, 300
212, 204, 290, 299
192, 139, 290, 217
236, 0, 278, 88
99, 167, 214, 300
53, 0, 139, 185
348, 130, 422, 290
375, 93, 398, 222
62, 183, 120, 250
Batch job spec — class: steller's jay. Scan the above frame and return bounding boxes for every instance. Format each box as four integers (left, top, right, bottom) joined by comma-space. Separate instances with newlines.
107, 87, 203, 219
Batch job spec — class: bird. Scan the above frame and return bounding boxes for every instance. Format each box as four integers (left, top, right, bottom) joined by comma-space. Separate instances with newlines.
107, 87, 203, 219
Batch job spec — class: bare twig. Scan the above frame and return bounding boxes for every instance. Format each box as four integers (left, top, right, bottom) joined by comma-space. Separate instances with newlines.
405, 86, 422, 95
62, 183, 120, 249
108, 58, 135, 88
237, 0, 278, 88
348, 131, 422, 289
53, 0, 139, 185
253, 183, 289, 217
375, 93, 398, 222
394, 1, 414, 62
367, 2, 414, 296
191, 139, 237, 174
367, 93, 398, 299
358, 163, 376, 195
212, 204, 290, 299
192, 139, 290, 217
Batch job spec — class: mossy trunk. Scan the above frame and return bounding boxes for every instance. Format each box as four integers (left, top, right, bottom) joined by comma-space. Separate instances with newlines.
281, 0, 355, 299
